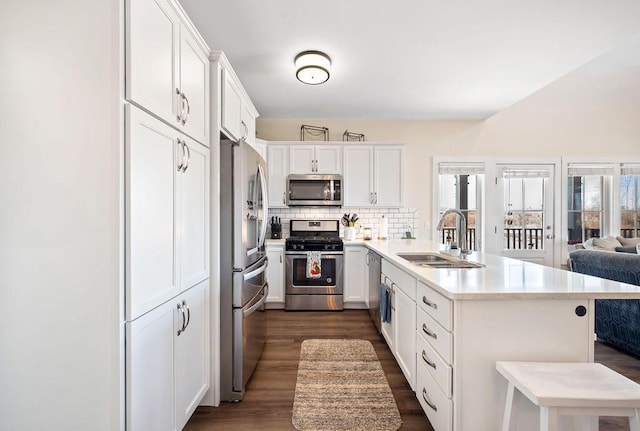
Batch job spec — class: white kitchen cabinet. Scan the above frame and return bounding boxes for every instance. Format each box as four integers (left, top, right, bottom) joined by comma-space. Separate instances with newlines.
290, 144, 342, 174
267, 144, 290, 208
343, 144, 404, 207
253, 138, 268, 161
214, 51, 259, 144
175, 281, 210, 430
126, 105, 210, 321
265, 243, 285, 308
380, 271, 395, 353
394, 286, 417, 390
344, 245, 368, 307
126, 0, 209, 145
127, 280, 210, 431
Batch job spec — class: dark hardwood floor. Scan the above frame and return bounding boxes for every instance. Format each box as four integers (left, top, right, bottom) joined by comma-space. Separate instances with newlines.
184, 310, 640, 431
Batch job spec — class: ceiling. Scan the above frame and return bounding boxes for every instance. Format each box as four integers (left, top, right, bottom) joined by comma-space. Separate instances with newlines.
179, 0, 640, 120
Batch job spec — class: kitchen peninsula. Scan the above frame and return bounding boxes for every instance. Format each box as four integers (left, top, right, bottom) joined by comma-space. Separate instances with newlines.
351, 239, 640, 431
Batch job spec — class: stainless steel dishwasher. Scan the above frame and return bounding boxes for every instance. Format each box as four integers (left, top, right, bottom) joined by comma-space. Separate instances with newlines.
367, 250, 382, 333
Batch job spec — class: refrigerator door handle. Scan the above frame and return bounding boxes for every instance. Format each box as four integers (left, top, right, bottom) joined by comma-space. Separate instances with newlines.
243, 283, 269, 317
257, 163, 269, 248
243, 257, 268, 281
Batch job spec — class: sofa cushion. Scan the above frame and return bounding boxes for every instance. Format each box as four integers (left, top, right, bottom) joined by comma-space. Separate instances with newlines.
617, 236, 640, 247
615, 246, 638, 254
591, 235, 622, 251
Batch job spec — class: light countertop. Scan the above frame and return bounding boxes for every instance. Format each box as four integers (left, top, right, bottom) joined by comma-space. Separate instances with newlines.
354, 239, 640, 300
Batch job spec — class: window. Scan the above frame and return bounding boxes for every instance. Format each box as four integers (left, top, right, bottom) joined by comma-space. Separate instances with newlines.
620, 164, 640, 238
566, 164, 614, 243
437, 163, 483, 250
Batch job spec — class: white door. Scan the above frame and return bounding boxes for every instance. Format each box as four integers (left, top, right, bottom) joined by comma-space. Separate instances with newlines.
289, 145, 316, 173
126, 0, 178, 126
315, 145, 342, 174
126, 299, 175, 431
267, 145, 289, 207
178, 26, 208, 144
265, 246, 285, 304
175, 281, 210, 430
178, 138, 209, 291
344, 246, 368, 303
394, 286, 416, 390
343, 146, 374, 207
127, 106, 179, 320
374, 146, 404, 207
495, 164, 556, 266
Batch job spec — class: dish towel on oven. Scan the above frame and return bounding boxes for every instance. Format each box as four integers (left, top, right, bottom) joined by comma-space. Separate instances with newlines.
380, 281, 392, 323
306, 251, 322, 279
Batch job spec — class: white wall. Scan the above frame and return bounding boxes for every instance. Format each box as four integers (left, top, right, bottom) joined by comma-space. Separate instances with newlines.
256, 34, 640, 238
0, 1, 122, 430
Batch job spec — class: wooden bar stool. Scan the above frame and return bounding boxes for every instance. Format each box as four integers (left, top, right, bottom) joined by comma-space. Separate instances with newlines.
496, 361, 640, 431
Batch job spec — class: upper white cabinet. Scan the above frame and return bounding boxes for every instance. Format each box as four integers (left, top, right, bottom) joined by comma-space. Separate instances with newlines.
126, 105, 210, 321
290, 144, 342, 174
212, 51, 259, 145
267, 144, 290, 208
343, 144, 404, 207
126, 0, 209, 145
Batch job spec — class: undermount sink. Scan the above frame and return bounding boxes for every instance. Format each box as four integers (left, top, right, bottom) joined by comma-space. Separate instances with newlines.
396, 252, 484, 269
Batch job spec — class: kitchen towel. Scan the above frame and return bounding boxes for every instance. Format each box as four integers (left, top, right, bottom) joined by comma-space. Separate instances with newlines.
306, 251, 321, 279
380, 282, 392, 323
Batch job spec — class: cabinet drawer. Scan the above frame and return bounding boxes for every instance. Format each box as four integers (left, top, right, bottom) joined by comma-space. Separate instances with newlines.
417, 281, 452, 331
417, 307, 452, 364
416, 330, 452, 397
416, 362, 452, 431
382, 260, 416, 298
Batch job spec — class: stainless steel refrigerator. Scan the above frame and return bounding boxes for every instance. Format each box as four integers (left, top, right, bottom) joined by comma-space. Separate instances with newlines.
219, 139, 269, 401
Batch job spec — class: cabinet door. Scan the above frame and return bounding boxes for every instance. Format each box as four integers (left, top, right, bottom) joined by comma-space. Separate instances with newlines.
178, 138, 210, 291
126, 0, 179, 127
126, 299, 176, 431
394, 286, 416, 390
175, 281, 210, 430
178, 26, 208, 145
127, 106, 179, 320
343, 146, 374, 207
344, 246, 368, 304
242, 105, 256, 147
315, 145, 342, 174
374, 146, 404, 207
265, 246, 285, 305
381, 273, 395, 352
221, 70, 242, 140
267, 145, 289, 208
289, 145, 316, 174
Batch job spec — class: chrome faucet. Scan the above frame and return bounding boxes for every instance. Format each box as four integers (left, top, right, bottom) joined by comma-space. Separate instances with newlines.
436, 209, 471, 258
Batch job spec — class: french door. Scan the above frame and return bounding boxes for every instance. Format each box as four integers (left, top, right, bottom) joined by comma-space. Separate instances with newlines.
494, 164, 556, 266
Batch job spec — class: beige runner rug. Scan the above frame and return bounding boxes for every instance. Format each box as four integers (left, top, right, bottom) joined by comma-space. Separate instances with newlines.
292, 339, 402, 431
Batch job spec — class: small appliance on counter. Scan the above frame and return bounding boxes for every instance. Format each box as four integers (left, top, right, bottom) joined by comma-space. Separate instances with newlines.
270, 217, 282, 239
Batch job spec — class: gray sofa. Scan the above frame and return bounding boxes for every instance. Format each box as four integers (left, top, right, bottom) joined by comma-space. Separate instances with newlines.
568, 249, 640, 357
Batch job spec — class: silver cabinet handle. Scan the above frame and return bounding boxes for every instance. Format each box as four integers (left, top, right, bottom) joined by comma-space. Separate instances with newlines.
283, 192, 286, 205
422, 388, 438, 412
421, 350, 436, 369
374, 192, 378, 204
279, 253, 282, 264
183, 142, 191, 172
370, 192, 373, 204
183, 299, 191, 330
176, 88, 183, 122
422, 323, 437, 340
241, 120, 247, 140
177, 302, 186, 336
422, 296, 438, 309
182, 94, 190, 125
177, 139, 186, 171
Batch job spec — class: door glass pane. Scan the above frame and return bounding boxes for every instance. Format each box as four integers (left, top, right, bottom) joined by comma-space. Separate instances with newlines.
503, 176, 545, 250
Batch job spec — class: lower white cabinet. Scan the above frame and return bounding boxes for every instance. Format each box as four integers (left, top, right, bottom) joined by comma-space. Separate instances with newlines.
344, 245, 368, 307
265, 243, 285, 307
394, 285, 416, 389
380, 271, 395, 353
127, 280, 210, 431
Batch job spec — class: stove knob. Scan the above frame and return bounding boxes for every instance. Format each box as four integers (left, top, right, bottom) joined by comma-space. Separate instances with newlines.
299, 244, 304, 251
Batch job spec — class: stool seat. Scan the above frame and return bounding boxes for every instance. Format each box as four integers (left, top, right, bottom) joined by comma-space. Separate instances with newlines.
496, 361, 640, 431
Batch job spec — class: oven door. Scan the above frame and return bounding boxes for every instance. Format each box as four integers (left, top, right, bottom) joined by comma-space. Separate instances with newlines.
285, 251, 344, 295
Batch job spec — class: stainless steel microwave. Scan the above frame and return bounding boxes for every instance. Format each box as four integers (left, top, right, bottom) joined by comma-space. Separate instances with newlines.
286, 174, 343, 206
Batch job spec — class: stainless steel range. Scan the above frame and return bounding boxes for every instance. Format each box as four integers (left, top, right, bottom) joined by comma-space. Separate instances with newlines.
285, 220, 344, 310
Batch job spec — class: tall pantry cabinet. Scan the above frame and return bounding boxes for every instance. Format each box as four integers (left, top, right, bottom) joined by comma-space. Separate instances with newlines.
124, 0, 211, 430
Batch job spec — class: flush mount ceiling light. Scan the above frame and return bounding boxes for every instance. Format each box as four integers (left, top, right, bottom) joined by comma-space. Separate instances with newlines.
295, 51, 331, 85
